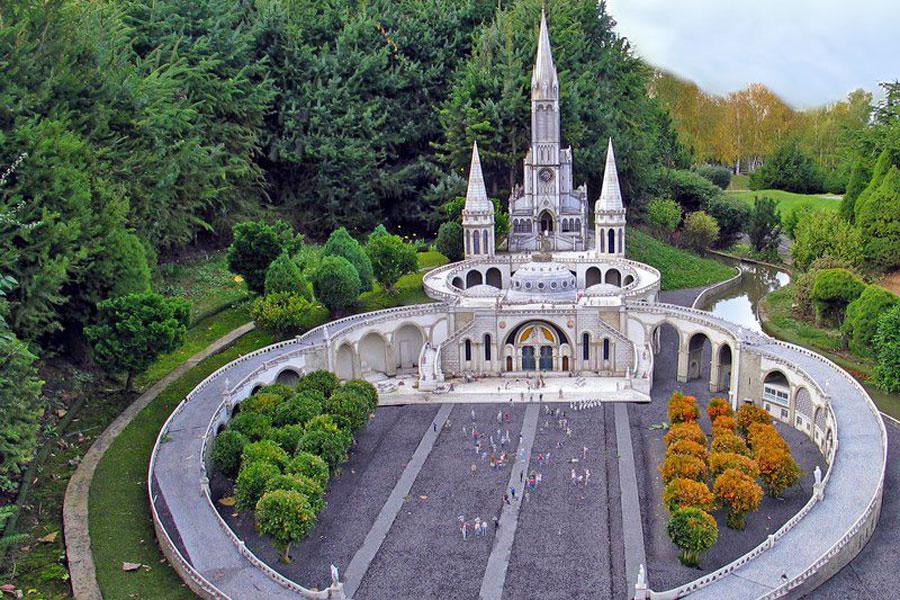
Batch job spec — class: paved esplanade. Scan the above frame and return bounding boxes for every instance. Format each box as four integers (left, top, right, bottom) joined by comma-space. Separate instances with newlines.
479, 403, 540, 600
341, 403, 453, 597
614, 403, 646, 592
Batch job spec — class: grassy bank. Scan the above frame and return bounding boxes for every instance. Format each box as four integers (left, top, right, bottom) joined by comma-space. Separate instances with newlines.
726, 189, 842, 216
89, 330, 272, 600
156, 252, 249, 323
760, 283, 900, 420
626, 228, 736, 291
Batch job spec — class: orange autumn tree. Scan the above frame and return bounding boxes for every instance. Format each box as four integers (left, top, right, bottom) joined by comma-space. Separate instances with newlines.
709, 452, 760, 479
736, 404, 772, 435
664, 478, 714, 512
756, 445, 802, 498
711, 431, 750, 456
707, 397, 732, 422
661, 453, 707, 483
668, 439, 709, 463
747, 422, 789, 453
712, 415, 737, 436
669, 392, 700, 423
714, 468, 763, 530
665, 421, 707, 447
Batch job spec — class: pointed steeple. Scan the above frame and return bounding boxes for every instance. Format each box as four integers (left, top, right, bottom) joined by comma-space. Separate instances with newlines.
465, 141, 492, 212
531, 9, 558, 98
596, 139, 624, 212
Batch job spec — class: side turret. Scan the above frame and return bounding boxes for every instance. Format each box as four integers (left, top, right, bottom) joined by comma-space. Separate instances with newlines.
594, 139, 627, 256
462, 141, 495, 258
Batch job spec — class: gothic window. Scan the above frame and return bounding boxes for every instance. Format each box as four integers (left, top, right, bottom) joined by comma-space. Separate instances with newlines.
607, 228, 615, 254
582, 333, 590, 360
473, 232, 480, 255
618, 228, 623, 253
598, 228, 605, 252
465, 230, 471, 254
575, 219, 581, 231
465, 339, 472, 362
483, 230, 489, 254
484, 334, 492, 361
603, 338, 610, 361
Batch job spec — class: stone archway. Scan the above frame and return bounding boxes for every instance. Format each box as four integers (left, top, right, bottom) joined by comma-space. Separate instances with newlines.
466, 270, 483, 288
716, 343, 733, 392
586, 267, 602, 287
687, 332, 711, 381
623, 274, 634, 286
335, 343, 355, 380
485, 268, 502, 288
452, 276, 464, 290
605, 268, 621, 287
509, 321, 567, 372
539, 210, 554, 233
359, 332, 388, 376
394, 323, 424, 370
275, 368, 301, 386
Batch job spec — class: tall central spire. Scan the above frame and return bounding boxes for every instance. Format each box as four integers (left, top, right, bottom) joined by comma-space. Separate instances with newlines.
531, 9, 558, 99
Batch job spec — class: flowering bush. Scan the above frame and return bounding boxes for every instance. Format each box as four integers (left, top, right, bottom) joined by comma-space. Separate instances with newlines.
736, 404, 772, 435
711, 415, 737, 435
711, 431, 750, 456
664, 421, 707, 447
747, 422, 789, 453
709, 452, 759, 479
707, 397, 732, 421
756, 446, 802, 498
714, 468, 763, 529
664, 478, 714, 512
668, 392, 699, 424
660, 453, 707, 483
668, 439, 708, 463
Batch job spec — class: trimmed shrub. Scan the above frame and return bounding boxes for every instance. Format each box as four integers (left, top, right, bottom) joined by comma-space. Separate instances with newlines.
664, 421, 707, 447
874, 305, 900, 393
709, 452, 759, 479
228, 220, 298, 295
749, 142, 824, 193
229, 412, 272, 442
711, 432, 750, 456
695, 165, 732, 190
713, 469, 763, 530
240, 392, 282, 418
843, 285, 899, 357
854, 162, 900, 271
255, 490, 317, 562
747, 422, 789, 453
660, 453, 707, 483
235, 461, 281, 511
668, 439, 709, 463
254, 384, 295, 401
706, 194, 752, 248
711, 415, 738, 436
756, 445, 802, 498
435, 221, 464, 262
811, 268, 865, 326
264, 473, 326, 514
324, 389, 371, 431
312, 256, 361, 314
681, 211, 720, 252
667, 507, 718, 567
647, 198, 682, 238
242, 440, 289, 470
791, 211, 864, 272
323, 227, 374, 292
342, 380, 379, 413
211, 430, 249, 478
663, 478, 714, 512
735, 404, 771, 435
668, 393, 699, 424
273, 391, 323, 427
250, 293, 329, 338
366, 233, 418, 290
660, 169, 722, 212
298, 429, 350, 468
264, 253, 313, 298
266, 425, 307, 455
287, 452, 330, 488
707, 398, 732, 422
298, 370, 340, 399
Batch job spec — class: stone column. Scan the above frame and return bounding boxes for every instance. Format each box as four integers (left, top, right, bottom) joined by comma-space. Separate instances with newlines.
708, 343, 721, 393
676, 340, 689, 383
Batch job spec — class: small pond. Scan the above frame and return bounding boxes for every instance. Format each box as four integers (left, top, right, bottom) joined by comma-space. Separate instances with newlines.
700, 258, 790, 333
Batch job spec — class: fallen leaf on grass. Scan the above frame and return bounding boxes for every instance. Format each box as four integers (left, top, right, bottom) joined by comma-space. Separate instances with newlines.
37, 531, 58, 543
122, 562, 142, 572
218, 496, 236, 507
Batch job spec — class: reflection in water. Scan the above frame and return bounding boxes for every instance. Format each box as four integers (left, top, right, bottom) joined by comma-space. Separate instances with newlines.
702, 261, 791, 333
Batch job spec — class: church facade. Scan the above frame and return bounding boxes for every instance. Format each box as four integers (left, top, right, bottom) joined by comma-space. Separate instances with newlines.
506, 11, 590, 252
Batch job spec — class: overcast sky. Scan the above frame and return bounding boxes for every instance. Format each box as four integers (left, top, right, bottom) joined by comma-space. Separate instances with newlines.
604, 0, 900, 108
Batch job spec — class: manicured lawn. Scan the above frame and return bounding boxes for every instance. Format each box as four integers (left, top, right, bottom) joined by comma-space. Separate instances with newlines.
357, 271, 434, 312
760, 284, 900, 421
626, 228, 736, 291
89, 330, 273, 600
417, 250, 449, 270
726, 189, 842, 217
156, 251, 249, 323
727, 173, 750, 190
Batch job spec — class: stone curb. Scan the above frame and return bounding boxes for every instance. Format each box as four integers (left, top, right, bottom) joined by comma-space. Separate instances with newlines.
63, 322, 256, 600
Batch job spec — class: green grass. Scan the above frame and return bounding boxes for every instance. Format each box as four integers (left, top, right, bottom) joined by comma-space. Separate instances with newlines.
726, 189, 842, 217
90, 330, 273, 600
626, 228, 736, 291
727, 173, 750, 191
156, 251, 249, 323
417, 250, 448, 270
760, 283, 900, 421
357, 271, 433, 312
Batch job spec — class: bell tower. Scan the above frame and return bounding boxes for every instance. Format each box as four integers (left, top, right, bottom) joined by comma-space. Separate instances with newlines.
530, 9, 560, 211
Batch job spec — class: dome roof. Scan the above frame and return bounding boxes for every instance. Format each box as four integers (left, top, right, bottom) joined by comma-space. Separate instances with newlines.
463, 284, 503, 298
508, 261, 576, 300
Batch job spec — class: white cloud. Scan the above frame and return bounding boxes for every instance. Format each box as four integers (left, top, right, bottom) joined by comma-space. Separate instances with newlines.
605, 0, 900, 108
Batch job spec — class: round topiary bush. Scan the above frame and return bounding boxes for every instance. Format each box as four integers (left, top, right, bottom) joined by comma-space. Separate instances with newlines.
265, 473, 326, 514
735, 404, 771, 435
250, 293, 329, 338
297, 370, 340, 399
240, 392, 283, 417
709, 451, 759, 479
211, 430, 249, 478
667, 507, 718, 567
842, 285, 899, 357
707, 397, 732, 422
663, 478, 714, 512
241, 440, 289, 470
711, 415, 738, 436
312, 255, 362, 315
255, 490, 317, 562
272, 391, 323, 427
323, 227, 374, 292
747, 422, 789, 453
229, 412, 273, 442
235, 460, 281, 511
667, 439, 708, 463
668, 392, 699, 424
756, 445, 802, 498
288, 452, 330, 488
342, 379, 379, 413
660, 453, 707, 483
711, 432, 749, 456
324, 389, 371, 431
811, 268, 865, 326
435, 221, 464, 262
664, 421, 707, 447
298, 429, 350, 468
713, 468, 764, 530
266, 425, 307, 455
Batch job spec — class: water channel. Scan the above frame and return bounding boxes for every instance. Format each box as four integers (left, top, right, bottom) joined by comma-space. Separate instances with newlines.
699, 257, 790, 332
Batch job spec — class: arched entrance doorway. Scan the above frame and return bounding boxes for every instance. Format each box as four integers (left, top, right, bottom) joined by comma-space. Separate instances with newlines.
604, 269, 621, 287
275, 368, 301, 386
485, 268, 502, 288
687, 332, 711, 381
394, 324, 424, 370
717, 344, 733, 391
335, 344, 355, 380
539, 210, 554, 233
359, 332, 388, 376
508, 321, 567, 372
586, 267, 601, 287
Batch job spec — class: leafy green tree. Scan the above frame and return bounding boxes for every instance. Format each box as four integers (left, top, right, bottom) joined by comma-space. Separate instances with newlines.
694, 165, 732, 189
342, 379, 379, 413
324, 389, 372, 431
312, 256, 361, 314
264, 473, 326, 514
265, 253, 312, 298
706, 194, 752, 248
874, 305, 900, 393
750, 141, 824, 193
854, 166, 900, 272
713, 469, 763, 530
211, 430, 250, 478
646, 199, 682, 238
843, 286, 899, 357
266, 425, 306, 455
323, 228, 374, 292
841, 158, 872, 221
250, 293, 329, 338
228, 412, 273, 442
811, 268, 865, 326
782, 204, 816, 240
667, 507, 718, 567
681, 211, 719, 252
255, 490, 317, 562
748, 196, 782, 255
228, 221, 299, 294
791, 211, 864, 271
661, 169, 723, 213
368, 224, 390, 243
436, 222, 464, 262
366, 233, 417, 291
298, 370, 340, 399
287, 452, 330, 488
241, 440, 289, 470
298, 429, 350, 468
235, 460, 281, 511
273, 391, 323, 427
85, 293, 190, 391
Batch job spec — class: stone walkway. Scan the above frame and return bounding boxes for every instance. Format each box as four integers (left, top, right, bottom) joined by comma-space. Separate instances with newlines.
342, 403, 453, 598
478, 403, 540, 600
613, 402, 646, 592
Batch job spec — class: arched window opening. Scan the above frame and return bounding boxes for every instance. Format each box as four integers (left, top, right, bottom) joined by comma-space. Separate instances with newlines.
464, 339, 472, 362
473, 233, 480, 255
618, 228, 624, 253
465, 230, 471, 254
582, 332, 590, 360
484, 334, 492, 361
603, 338, 610, 361
483, 230, 489, 254
607, 228, 616, 253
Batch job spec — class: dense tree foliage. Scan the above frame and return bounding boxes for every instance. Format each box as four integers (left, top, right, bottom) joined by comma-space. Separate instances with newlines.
265, 253, 312, 298
667, 507, 717, 568
811, 268, 865, 326
681, 211, 719, 253
749, 142, 823, 193
874, 305, 900, 392
842, 286, 899, 357
250, 293, 329, 338
747, 196, 782, 256
646, 199, 682, 238
436, 222, 465, 261
312, 256, 361, 314
693, 165, 731, 189
323, 228, 374, 293
366, 233, 418, 291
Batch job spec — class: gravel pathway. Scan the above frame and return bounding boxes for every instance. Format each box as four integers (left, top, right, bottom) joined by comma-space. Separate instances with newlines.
212, 403, 439, 590
354, 403, 527, 600
502, 403, 616, 600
